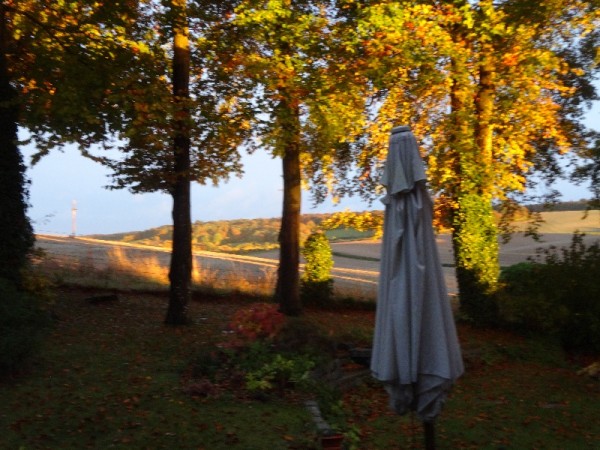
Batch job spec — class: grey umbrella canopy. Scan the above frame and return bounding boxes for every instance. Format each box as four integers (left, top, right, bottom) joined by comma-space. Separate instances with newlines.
370, 126, 464, 423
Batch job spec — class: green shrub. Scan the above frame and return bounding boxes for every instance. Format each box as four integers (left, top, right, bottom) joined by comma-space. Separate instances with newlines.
0, 279, 50, 375
245, 353, 315, 393
497, 262, 569, 333
497, 233, 600, 352
301, 232, 334, 306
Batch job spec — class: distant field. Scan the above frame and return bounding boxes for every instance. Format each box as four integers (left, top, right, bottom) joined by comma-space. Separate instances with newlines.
518, 210, 600, 234
34, 210, 599, 299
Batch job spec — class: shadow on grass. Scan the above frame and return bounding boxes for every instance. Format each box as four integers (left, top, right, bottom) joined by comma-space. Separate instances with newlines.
1, 286, 598, 449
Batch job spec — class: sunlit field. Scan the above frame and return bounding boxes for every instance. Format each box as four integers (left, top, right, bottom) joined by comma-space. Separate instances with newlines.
32, 209, 600, 302
32, 235, 380, 301
32, 240, 279, 298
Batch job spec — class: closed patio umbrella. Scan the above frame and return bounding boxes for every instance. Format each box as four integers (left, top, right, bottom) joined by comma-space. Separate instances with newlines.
370, 126, 464, 446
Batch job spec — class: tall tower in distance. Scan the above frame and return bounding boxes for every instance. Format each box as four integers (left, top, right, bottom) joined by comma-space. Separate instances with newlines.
70, 200, 77, 238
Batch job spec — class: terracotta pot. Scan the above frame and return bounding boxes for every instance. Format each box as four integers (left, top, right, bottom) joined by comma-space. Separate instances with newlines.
321, 433, 344, 449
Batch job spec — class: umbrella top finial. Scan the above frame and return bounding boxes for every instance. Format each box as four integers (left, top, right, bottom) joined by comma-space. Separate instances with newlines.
391, 125, 410, 135
382, 126, 425, 195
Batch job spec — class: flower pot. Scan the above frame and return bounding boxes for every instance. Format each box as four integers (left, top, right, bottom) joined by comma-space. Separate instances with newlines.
321, 433, 344, 449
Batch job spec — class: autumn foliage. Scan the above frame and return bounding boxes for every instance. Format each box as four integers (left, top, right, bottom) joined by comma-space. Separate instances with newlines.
226, 302, 286, 346
4, 0, 598, 321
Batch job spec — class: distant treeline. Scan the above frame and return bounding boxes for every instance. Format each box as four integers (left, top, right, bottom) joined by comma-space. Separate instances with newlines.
526, 199, 595, 212
89, 201, 593, 252
89, 213, 375, 253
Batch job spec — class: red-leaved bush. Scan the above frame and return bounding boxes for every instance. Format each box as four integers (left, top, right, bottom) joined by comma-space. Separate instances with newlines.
227, 303, 285, 345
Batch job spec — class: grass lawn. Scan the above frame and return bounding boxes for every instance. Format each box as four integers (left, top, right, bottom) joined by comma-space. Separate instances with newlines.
1, 287, 599, 449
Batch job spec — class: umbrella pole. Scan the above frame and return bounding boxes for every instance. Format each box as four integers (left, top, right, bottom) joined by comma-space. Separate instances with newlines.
423, 421, 436, 450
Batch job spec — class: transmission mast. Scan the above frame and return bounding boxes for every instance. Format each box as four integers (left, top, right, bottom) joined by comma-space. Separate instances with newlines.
71, 200, 77, 238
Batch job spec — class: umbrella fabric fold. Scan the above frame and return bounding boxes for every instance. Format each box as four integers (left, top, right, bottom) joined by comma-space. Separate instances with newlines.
370, 126, 464, 423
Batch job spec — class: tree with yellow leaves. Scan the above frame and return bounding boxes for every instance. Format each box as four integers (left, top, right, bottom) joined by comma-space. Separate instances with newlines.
225, 0, 366, 315
335, 0, 599, 320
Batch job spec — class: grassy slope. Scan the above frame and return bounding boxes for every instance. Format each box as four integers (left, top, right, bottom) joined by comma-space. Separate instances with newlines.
1, 289, 315, 449
1, 287, 598, 449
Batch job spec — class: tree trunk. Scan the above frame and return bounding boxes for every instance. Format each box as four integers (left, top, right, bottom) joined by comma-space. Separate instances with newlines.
475, 45, 495, 187
455, 38, 499, 323
449, 18, 500, 323
276, 102, 302, 316
0, 5, 34, 285
451, 194, 499, 323
165, 1, 192, 325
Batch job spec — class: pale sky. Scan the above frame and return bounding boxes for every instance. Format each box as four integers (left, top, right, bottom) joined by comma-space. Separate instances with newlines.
23, 143, 376, 236
23, 100, 598, 236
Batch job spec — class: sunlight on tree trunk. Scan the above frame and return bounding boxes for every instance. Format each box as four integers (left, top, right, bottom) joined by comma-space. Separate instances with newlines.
276, 100, 302, 316
449, 6, 500, 321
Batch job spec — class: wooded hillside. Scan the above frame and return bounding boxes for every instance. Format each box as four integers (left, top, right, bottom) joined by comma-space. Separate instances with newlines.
88, 212, 377, 253
88, 200, 595, 253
